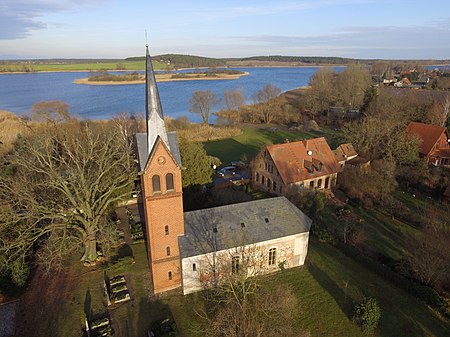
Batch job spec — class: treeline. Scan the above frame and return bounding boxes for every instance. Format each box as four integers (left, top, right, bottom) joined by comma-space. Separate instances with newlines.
228, 56, 450, 65
231, 55, 357, 64
0, 62, 34, 73
88, 71, 142, 82
126, 54, 226, 68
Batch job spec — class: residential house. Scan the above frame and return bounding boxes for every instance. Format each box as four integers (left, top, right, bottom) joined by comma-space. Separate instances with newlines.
136, 45, 312, 295
252, 138, 341, 195
405, 121, 450, 167
333, 143, 358, 167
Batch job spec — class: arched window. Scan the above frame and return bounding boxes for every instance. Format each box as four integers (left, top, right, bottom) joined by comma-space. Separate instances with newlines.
165, 225, 169, 235
273, 181, 277, 191
152, 175, 161, 194
168, 271, 172, 280
261, 176, 265, 185
267, 178, 271, 189
256, 172, 260, 182
166, 173, 174, 191
268, 248, 277, 266
166, 246, 171, 256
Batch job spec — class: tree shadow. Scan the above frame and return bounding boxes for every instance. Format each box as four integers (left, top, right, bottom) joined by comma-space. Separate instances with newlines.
84, 289, 92, 321
117, 244, 134, 259
135, 297, 173, 336
307, 261, 355, 318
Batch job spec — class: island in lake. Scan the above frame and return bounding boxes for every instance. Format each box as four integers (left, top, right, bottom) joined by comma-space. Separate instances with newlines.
74, 69, 248, 85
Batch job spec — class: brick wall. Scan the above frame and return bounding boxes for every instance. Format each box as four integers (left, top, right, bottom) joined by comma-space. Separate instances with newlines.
142, 139, 184, 294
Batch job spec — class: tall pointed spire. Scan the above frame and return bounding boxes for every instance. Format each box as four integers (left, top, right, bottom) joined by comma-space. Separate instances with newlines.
146, 44, 169, 153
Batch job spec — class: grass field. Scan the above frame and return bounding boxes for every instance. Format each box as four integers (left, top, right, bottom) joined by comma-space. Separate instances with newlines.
166, 239, 450, 337
30, 60, 164, 72
203, 125, 344, 164
15, 229, 449, 337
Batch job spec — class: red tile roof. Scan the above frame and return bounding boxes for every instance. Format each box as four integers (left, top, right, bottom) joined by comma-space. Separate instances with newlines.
267, 137, 341, 184
333, 143, 358, 162
405, 122, 448, 156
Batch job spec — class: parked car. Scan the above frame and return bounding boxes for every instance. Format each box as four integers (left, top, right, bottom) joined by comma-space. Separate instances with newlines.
218, 166, 236, 176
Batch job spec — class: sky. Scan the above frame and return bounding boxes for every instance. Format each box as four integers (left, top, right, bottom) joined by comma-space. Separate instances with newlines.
1, 0, 450, 60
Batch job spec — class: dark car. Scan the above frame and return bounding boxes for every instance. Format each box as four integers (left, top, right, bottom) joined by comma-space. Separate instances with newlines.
218, 166, 236, 176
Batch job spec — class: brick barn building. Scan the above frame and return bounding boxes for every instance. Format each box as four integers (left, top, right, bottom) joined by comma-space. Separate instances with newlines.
252, 138, 341, 196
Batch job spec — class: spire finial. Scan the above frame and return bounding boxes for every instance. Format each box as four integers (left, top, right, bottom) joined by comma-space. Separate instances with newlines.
145, 30, 148, 48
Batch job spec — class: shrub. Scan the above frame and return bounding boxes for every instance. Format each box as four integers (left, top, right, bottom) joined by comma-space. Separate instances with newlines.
353, 297, 381, 331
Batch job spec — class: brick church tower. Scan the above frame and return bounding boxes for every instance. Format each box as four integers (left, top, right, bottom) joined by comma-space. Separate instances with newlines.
136, 45, 184, 294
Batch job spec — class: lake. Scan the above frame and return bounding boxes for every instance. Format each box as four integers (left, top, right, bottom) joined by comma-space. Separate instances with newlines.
0, 67, 342, 123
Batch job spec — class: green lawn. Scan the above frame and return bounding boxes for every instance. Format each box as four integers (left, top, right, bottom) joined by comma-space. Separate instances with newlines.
165, 240, 450, 337
318, 204, 419, 261
35, 243, 170, 337
203, 125, 342, 164
305, 240, 450, 337
393, 190, 450, 224
32, 60, 163, 72
24, 235, 448, 337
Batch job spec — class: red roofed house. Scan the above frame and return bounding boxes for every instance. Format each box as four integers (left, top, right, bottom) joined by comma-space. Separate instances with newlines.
405, 122, 450, 167
252, 138, 341, 195
333, 143, 358, 167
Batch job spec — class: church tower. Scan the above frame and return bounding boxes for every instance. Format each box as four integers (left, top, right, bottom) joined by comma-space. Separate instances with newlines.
137, 45, 184, 294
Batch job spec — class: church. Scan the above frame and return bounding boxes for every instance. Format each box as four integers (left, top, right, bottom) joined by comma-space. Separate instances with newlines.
136, 46, 312, 295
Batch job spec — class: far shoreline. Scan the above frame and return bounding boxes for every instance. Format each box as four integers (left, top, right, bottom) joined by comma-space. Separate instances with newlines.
73, 72, 249, 85
0, 64, 348, 75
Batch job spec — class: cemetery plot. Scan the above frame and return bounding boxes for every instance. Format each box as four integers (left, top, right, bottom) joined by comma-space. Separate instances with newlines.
104, 275, 131, 306
129, 219, 144, 241
86, 316, 114, 337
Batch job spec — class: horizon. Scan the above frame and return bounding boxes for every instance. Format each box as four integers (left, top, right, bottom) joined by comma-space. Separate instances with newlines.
1, 1, 450, 60
3, 54, 450, 62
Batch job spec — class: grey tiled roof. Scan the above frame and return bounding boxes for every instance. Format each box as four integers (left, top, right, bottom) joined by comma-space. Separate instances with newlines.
178, 196, 312, 259
135, 131, 182, 172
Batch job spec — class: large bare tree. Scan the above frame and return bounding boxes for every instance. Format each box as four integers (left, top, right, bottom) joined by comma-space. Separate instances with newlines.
189, 90, 220, 124
0, 121, 136, 284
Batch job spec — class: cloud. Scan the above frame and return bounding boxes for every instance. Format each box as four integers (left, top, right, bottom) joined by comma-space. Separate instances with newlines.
191, 0, 371, 22
233, 20, 450, 58
0, 0, 109, 40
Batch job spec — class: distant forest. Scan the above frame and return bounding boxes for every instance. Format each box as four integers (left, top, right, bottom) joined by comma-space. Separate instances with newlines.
126, 54, 450, 69
126, 54, 227, 68
2, 54, 449, 73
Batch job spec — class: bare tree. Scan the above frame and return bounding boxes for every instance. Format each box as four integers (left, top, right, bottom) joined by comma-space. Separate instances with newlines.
196, 243, 306, 337
189, 90, 220, 124
440, 94, 450, 126
31, 100, 71, 124
306, 68, 335, 115
334, 64, 372, 108
406, 221, 450, 289
112, 112, 140, 144
220, 89, 245, 123
224, 89, 245, 112
0, 121, 136, 284
255, 84, 281, 124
